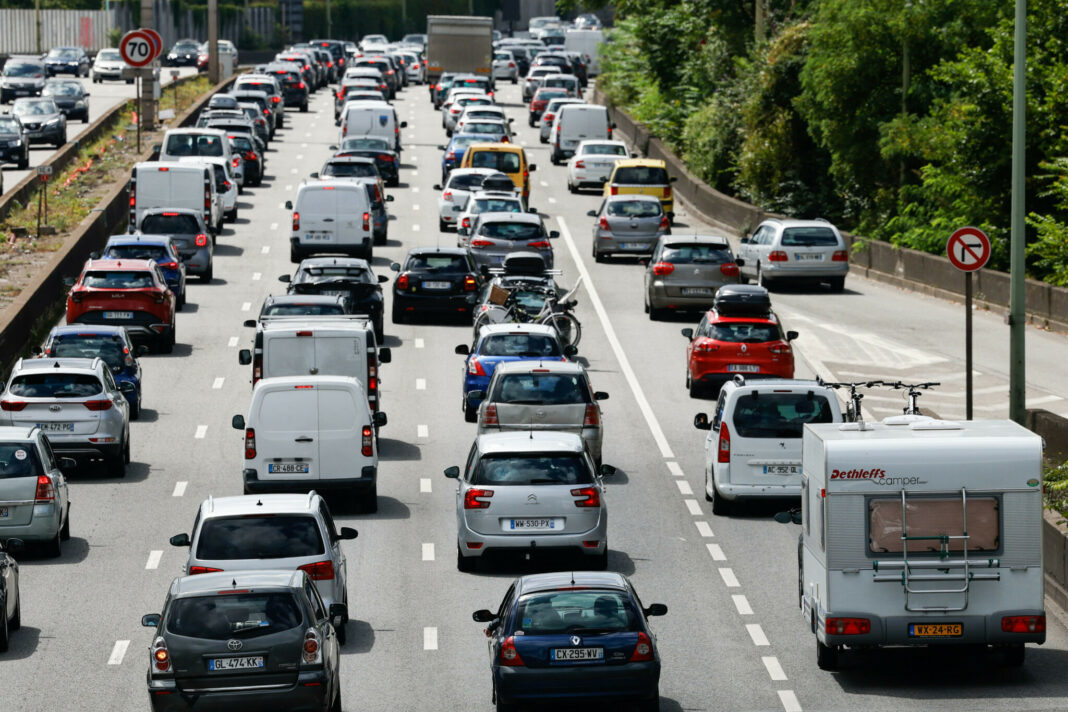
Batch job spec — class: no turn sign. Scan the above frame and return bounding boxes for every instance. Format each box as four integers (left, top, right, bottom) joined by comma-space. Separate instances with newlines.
946, 226, 991, 272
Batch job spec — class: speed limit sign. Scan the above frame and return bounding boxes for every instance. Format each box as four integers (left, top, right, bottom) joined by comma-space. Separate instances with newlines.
120, 30, 156, 67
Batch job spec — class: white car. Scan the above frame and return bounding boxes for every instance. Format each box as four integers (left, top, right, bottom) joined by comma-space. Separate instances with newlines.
178, 156, 238, 222
434, 168, 498, 231
91, 49, 132, 84
455, 105, 511, 134
398, 51, 425, 84
491, 51, 519, 84
539, 97, 584, 143
441, 92, 491, 132
522, 66, 561, 102
566, 140, 631, 193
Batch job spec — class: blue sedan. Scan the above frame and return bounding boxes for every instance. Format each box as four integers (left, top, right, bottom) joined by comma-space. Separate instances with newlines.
97, 234, 187, 309
455, 323, 574, 422
439, 132, 498, 183
38, 325, 147, 419
473, 571, 667, 711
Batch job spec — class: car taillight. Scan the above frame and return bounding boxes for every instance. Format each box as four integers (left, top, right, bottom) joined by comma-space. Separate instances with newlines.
1002, 616, 1045, 634
527, 241, 551, 249
665, 185, 673, 198
768, 342, 793, 355
35, 475, 54, 502
231, 157, 239, 169
362, 212, 370, 231
298, 560, 335, 581
302, 629, 322, 665
629, 632, 654, 661
509, 62, 515, 68
720, 263, 739, 277
69, 290, 84, 303
188, 566, 223, 575
832, 250, 849, 262
583, 404, 599, 426
598, 216, 610, 231
129, 194, 136, 207
467, 357, 487, 376
483, 403, 498, 425
571, 486, 600, 507
245, 150, 257, 161
443, 190, 453, 202
244, 428, 256, 459
499, 635, 524, 666
769, 250, 788, 262
461, 217, 472, 229
718, 423, 731, 463
159, 261, 179, 271
826, 617, 871, 636
272, 96, 281, 103
361, 425, 373, 456
378, 153, 395, 162
544, 113, 554, 122
263, 109, 270, 116
195, 233, 209, 247
659, 215, 670, 230
0, 401, 27, 411
463, 274, 477, 291
575, 160, 585, 169
292, 212, 300, 231
397, 273, 409, 290
84, 399, 113, 411
610, 186, 619, 195
469, 239, 493, 249
464, 488, 494, 509
152, 637, 171, 673
297, 81, 306, 89
694, 341, 719, 353
501, 135, 509, 143
652, 262, 675, 276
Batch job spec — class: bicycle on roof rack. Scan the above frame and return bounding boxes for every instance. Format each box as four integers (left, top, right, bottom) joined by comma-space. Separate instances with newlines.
818, 379, 885, 422
885, 381, 941, 416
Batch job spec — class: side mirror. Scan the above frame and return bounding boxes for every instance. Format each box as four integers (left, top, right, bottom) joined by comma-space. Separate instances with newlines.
528, 164, 537, 172
238, 349, 252, 365
89, 251, 101, 259
378, 347, 392, 363
466, 390, 485, 403
452, 205, 463, 212
338, 527, 358, 540
432, 184, 443, 191
694, 412, 711, 430
670, 176, 678, 183
630, 152, 638, 158
586, 210, 596, 217
594, 391, 608, 401
389, 262, 401, 272
329, 602, 348, 628
437, 145, 446, 150
507, 117, 515, 123
30, 345, 42, 355
455, 344, 470, 355
231, 414, 246, 430
740, 236, 751, 244
735, 258, 745, 267
548, 230, 559, 238
141, 613, 161, 627
285, 200, 293, 209
137, 345, 149, 356
400, 121, 408, 128
169, 533, 190, 547
599, 464, 616, 476
373, 411, 388, 427
119, 381, 136, 393
444, 465, 460, 479
681, 328, 694, 340
786, 330, 799, 342
600, 176, 608, 183
563, 344, 578, 358
377, 274, 389, 283
472, 609, 496, 623
643, 603, 668, 617
386, 194, 395, 202
242, 319, 257, 328
58, 457, 77, 469
278, 274, 292, 283
527, 207, 537, 213
329, 145, 338, 150
62, 276, 76, 287
309, 172, 319, 179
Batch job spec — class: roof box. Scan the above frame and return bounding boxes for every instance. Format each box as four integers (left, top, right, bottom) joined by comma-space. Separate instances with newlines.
502, 252, 547, 276
713, 284, 771, 317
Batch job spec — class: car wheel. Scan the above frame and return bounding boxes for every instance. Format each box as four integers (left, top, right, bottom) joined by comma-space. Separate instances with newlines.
41, 525, 62, 558
687, 370, 701, 398
756, 262, 771, 290
176, 292, 185, 311
392, 304, 406, 324
495, 694, 516, 712
816, 639, 839, 671
335, 620, 347, 647
511, 77, 518, 84
0, 598, 9, 653
828, 276, 846, 292
568, 181, 576, 194
1003, 643, 1026, 667
300, 102, 309, 112
201, 263, 213, 283
55, 134, 66, 148
638, 692, 660, 712
329, 683, 342, 712
463, 401, 477, 423
710, 480, 732, 516
159, 328, 174, 354
60, 504, 71, 540
18, 153, 28, 170
290, 245, 302, 263
129, 396, 141, 420
649, 305, 666, 321
457, 546, 476, 573
373, 316, 384, 343
362, 482, 378, 513
225, 208, 237, 222
591, 548, 608, 570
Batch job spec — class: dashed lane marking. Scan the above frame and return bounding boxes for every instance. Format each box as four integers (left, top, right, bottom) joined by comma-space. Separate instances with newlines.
420, 478, 432, 493
296, 154, 304, 160
762, 656, 787, 681
684, 499, 702, 516
414, 203, 421, 211
262, 245, 270, 254
172, 481, 187, 497
778, 690, 802, 712
146, 550, 162, 570
413, 186, 420, 193
423, 627, 438, 650
228, 336, 239, 347
241, 302, 251, 311
252, 273, 261, 281
719, 568, 740, 587
270, 222, 278, 231
540, 180, 548, 187
413, 224, 421, 231
666, 462, 684, 477
706, 543, 726, 561
746, 623, 770, 646
676, 480, 693, 496
194, 425, 208, 439
107, 640, 130, 665
695, 521, 713, 537
548, 197, 556, 204
412, 170, 419, 177
416, 378, 426, 390
415, 338, 425, 348
422, 543, 435, 561
732, 594, 753, 615
212, 377, 224, 389
417, 424, 429, 438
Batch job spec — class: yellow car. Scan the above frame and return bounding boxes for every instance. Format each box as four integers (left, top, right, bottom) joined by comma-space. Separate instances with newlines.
459, 143, 536, 200
602, 158, 677, 222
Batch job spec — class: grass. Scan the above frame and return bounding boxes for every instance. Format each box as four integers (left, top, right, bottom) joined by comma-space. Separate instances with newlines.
1045, 461, 1068, 519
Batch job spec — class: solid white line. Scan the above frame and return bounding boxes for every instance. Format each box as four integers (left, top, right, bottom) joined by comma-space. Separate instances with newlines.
676, 480, 693, 496
695, 521, 713, 538
778, 690, 802, 712
228, 336, 239, 347
252, 272, 262, 281
416, 378, 426, 390
719, 568, 740, 587
415, 338, 425, 349
262, 245, 270, 254
706, 543, 726, 561
763, 656, 787, 681
420, 478, 432, 493
684, 499, 702, 516
212, 377, 225, 390
146, 550, 162, 570
194, 425, 208, 439
666, 461, 684, 478
269, 222, 278, 231
732, 594, 753, 615
417, 424, 429, 438
172, 481, 187, 497
423, 627, 438, 650
557, 217, 674, 458
422, 543, 435, 561
241, 302, 251, 312
746, 623, 770, 646
107, 640, 130, 665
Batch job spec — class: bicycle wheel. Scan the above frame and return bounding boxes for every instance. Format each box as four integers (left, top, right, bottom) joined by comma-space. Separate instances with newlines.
545, 312, 581, 349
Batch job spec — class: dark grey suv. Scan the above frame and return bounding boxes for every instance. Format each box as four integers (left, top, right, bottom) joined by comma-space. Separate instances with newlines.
142, 569, 344, 712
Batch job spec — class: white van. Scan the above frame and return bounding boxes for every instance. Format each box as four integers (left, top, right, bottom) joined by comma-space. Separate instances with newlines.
286, 180, 374, 262
158, 128, 234, 170
177, 156, 237, 223
128, 161, 220, 234
564, 29, 605, 75
338, 100, 407, 151
549, 104, 611, 164
231, 376, 387, 511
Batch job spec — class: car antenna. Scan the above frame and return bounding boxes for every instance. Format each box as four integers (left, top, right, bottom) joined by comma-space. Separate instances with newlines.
570, 571, 575, 585
231, 578, 237, 588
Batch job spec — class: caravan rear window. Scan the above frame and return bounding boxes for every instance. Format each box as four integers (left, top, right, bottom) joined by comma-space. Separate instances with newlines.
868, 497, 1000, 554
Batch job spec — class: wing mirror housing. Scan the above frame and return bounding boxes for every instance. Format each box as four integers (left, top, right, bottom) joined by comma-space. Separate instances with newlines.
309, 172, 319, 179
137, 344, 150, 356
169, 533, 190, 547
374, 411, 388, 427
378, 274, 390, 283
329, 603, 348, 628
142, 613, 161, 627
238, 349, 252, 365
386, 194, 395, 202
119, 381, 136, 393
444, 465, 460, 479
58, 457, 77, 469
466, 390, 485, 404
735, 257, 745, 267
400, 120, 408, 128
432, 183, 442, 191
378, 347, 392, 363
599, 464, 616, 476
338, 527, 358, 540
594, 391, 608, 400
563, 344, 578, 358
437, 145, 446, 150
242, 319, 257, 328
472, 609, 496, 623
528, 164, 537, 172
284, 200, 293, 209
231, 414, 245, 430
694, 412, 711, 430
786, 330, 799, 342
586, 210, 596, 217
643, 603, 668, 617
681, 328, 694, 340
549, 230, 559, 238
278, 274, 291, 283
389, 262, 401, 272
455, 344, 470, 355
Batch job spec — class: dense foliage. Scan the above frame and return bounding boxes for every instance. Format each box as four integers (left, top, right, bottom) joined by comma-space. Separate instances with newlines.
598, 0, 1068, 282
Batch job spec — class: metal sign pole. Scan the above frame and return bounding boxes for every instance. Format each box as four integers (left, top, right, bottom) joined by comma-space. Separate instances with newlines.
136, 75, 142, 152
965, 271, 973, 420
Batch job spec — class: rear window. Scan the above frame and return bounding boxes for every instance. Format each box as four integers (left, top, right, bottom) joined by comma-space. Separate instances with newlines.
613, 167, 669, 185
196, 515, 325, 559
9, 373, 102, 398
607, 201, 661, 218
470, 151, 522, 173
105, 245, 168, 262
479, 222, 543, 240
480, 333, 561, 357
491, 373, 589, 404
582, 144, 627, 156
298, 188, 338, 212
465, 122, 506, 135
660, 243, 732, 264
82, 270, 155, 288
405, 254, 469, 271
167, 593, 303, 640
474, 198, 521, 214
448, 173, 487, 191
0, 443, 42, 480
229, 136, 254, 153
341, 137, 391, 151
730, 393, 834, 438
48, 336, 125, 370
296, 267, 373, 284
869, 497, 999, 554
141, 213, 201, 235
515, 590, 637, 634
165, 134, 224, 157
472, 454, 592, 486
781, 227, 839, 247
322, 162, 377, 178
706, 322, 781, 345
262, 303, 345, 317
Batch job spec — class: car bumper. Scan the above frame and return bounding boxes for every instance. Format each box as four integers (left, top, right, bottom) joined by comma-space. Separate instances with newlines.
595, 233, 660, 255
148, 670, 331, 712
816, 609, 1046, 648
292, 236, 371, 257
394, 292, 477, 315
243, 466, 377, 494
93, 69, 126, 79
177, 248, 213, 275
46, 64, 82, 75
495, 661, 660, 704
457, 515, 607, 558
763, 263, 849, 280
690, 368, 793, 390
24, 127, 63, 143
0, 145, 24, 162
0, 502, 61, 541
51, 440, 123, 462
470, 250, 554, 270
712, 471, 801, 501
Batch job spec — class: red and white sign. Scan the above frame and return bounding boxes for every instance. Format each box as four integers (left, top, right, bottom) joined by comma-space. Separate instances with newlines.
142, 29, 163, 60
120, 30, 157, 67
946, 226, 991, 272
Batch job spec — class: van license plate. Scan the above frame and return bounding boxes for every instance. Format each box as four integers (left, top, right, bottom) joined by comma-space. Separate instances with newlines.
104, 311, 133, 320
909, 623, 962, 637
764, 465, 799, 475
37, 422, 74, 432
209, 656, 265, 671
727, 364, 760, 373
305, 232, 332, 241
268, 463, 309, 474
551, 647, 603, 661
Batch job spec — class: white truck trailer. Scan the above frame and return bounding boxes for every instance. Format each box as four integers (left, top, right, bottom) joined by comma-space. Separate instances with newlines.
797, 417, 1045, 670
426, 15, 493, 86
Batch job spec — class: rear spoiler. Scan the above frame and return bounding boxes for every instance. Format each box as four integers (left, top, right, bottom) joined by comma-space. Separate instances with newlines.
253, 314, 374, 325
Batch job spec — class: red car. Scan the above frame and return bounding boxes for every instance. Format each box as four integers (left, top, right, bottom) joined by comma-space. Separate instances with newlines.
65, 259, 177, 353
681, 308, 798, 398
528, 88, 568, 126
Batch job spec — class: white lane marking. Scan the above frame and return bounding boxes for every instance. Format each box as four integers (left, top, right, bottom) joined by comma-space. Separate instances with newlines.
296, 154, 304, 160
412, 169, 419, 176
212, 377, 225, 390
420, 478, 432, 493
417, 424, 429, 438
666, 462, 684, 477
540, 180, 548, 187
241, 302, 251, 312
146, 550, 163, 570
548, 197, 556, 204
301, 143, 308, 148
107, 640, 130, 665
270, 222, 278, 231
684, 499, 702, 516
422, 543, 435, 561
414, 203, 421, 211
173, 481, 188, 497
228, 336, 239, 347
415, 338, 425, 349
763, 656, 788, 681
557, 217, 673, 458
676, 480, 693, 496
778, 690, 802, 712
194, 425, 208, 439
252, 272, 262, 281
290, 168, 298, 173
413, 224, 421, 231
304, 132, 311, 138
732, 594, 753, 615
746, 623, 770, 646
284, 185, 292, 192
423, 627, 438, 650
706, 543, 726, 561
411, 155, 418, 161
262, 245, 270, 254
279, 201, 287, 209
416, 378, 426, 390
719, 568, 740, 587
695, 521, 713, 537
412, 186, 420, 193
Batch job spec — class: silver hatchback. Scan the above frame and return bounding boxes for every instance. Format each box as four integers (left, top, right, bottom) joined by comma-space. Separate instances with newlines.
445, 431, 613, 571
466, 211, 559, 271
589, 195, 668, 261
0, 427, 71, 557
644, 235, 742, 319
737, 218, 849, 291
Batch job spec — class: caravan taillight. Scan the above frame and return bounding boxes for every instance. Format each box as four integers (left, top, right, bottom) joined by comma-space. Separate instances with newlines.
717, 423, 731, 463
1002, 616, 1045, 634
825, 617, 870, 636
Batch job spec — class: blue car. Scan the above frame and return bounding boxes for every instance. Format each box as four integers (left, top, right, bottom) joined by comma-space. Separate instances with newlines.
96, 234, 187, 309
455, 323, 573, 422
440, 133, 498, 183
37, 324, 146, 419
473, 571, 667, 711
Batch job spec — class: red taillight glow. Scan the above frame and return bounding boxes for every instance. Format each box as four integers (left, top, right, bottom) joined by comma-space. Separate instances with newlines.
443, 190, 453, 202
0, 401, 27, 411
463, 275, 477, 292
571, 486, 600, 507
769, 250, 788, 262
231, 157, 239, 169
361, 425, 373, 456
598, 216, 610, 231
720, 263, 739, 277
302, 629, 321, 664
152, 638, 171, 672
629, 632, 654, 661
244, 428, 256, 459
469, 239, 493, 249
610, 186, 619, 195
575, 160, 585, 169
652, 262, 675, 276
396, 273, 410, 290
527, 241, 551, 249
717, 423, 731, 463
461, 217, 471, 229
499, 636, 524, 666
826, 617, 871, 636
195, 233, 209, 247
83, 399, 113, 411
483, 403, 498, 425
35, 475, 54, 502
467, 358, 487, 376
297, 81, 306, 89
464, 488, 494, 509
298, 560, 335, 581
292, 212, 300, 231
664, 185, 673, 198
832, 250, 849, 262
158, 261, 179, 270
659, 215, 670, 230
583, 404, 599, 426
362, 212, 370, 231
189, 566, 223, 575
1002, 616, 1046, 634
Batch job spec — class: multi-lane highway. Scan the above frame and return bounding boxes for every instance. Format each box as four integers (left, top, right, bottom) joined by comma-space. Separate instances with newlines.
2, 76, 1068, 712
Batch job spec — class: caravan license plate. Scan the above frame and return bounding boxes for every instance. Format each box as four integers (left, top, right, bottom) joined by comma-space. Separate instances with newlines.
103, 311, 133, 320
209, 656, 264, 671
764, 465, 799, 475
268, 463, 309, 474
551, 647, 603, 661
909, 623, 962, 638
727, 364, 760, 373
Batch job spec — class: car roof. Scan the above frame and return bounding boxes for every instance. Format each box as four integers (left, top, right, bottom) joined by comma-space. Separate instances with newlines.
659, 234, 731, 246
199, 492, 320, 517
450, 167, 499, 178
491, 359, 585, 376
471, 190, 521, 200
325, 156, 376, 164
172, 569, 303, 597
478, 323, 557, 338
48, 324, 128, 338
105, 234, 172, 247
477, 211, 542, 225
300, 179, 367, 192
721, 377, 828, 394
704, 309, 781, 326
475, 430, 586, 455
298, 256, 372, 270
518, 571, 629, 595
613, 158, 666, 169
606, 194, 661, 204
14, 357, 99, 374
83, 258, 157, 271
466, 143, 522, 153
408, 246, 467, 257
264, 294, 345, 305
252, 375, 364, 392
760, 218, 839, 230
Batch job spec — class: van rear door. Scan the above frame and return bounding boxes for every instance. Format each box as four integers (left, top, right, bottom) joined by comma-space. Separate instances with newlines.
298, 186, 339, 248
313, 333, 367, 382
334, 185, 367, 248
316, 384, 366, 480
255, 385, 318, 482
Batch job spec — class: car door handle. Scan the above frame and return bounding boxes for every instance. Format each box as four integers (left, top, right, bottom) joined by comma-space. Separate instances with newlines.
295, 436, 314, 443
322, 218, 335, 222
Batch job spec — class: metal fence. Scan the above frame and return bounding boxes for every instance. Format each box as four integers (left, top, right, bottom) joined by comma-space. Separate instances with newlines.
112, 2, 276, 48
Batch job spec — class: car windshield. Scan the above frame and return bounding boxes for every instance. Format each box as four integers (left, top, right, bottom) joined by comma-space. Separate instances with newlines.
175, 41, 199, 51
491, 373, 588, 405
470, 151, 522, 173
97, 50, 121, 62
406, 254, 468, 271
731, 393, 835, 438
660, 244, 732, 264
9, 373, 102, 398
167, 593, 303, 640
44, 83, 81, 96
4, 62, 42, 77
515, 590, 638, 634
82, 270, 155, 288
0, 118, 20, 132
607, 201, 661, 218
48, 336, 126, 370
613, 166, 669, 185
781, 227, 839, 247
297, 267, 373, 284
165, 134, 224, 157
479, 222, 542, 240
141, 213, 201, 234
323, 162, 377, 178
48, 48, 80, 58
105, 245, 169, 262
195, 515, 325, 559
263, 302, 345, 316
14, 100, 55, 116
707, 322, 781, 344
474, 198, 521, 214
473, 454, 592, 486
479, 333, 561, 357
0, 443, 42, 480
341, 137, 391, 151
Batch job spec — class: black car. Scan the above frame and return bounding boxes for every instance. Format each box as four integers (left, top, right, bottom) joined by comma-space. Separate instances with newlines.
43, 47, 89, 77
330, 136, 399, 187
228, 134, 265, 186
280, 258, 389, 340
164, 39, 201, 67
43, 79, 89, 122
390, 247, 484, 324
12, 97, 66, 147
265, 63, 309, 111
258, 294, 350, 318
504, 47, 531, 76
0, 115, 29, 169
141, 570, 344, 712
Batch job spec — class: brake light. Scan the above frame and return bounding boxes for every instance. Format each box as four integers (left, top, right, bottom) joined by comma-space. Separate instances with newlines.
378, 153, 395, 162
483, 404, 498, 425
826, 617, 871, 636
292, 211, 300, 231
629, 632, 654, 661
156, 261, 178, 271
527, 241, 551, 249
571, 486, 600, 507
151, 637, 171, 672
361, 425, 373, 456
464, 488, 494, 509
720, 263, 739, 277
467, 357, 487, 376
188, 566, 223, 575
1002, 616, 1045, 634
694, 341, 719, 353
244, 428, 256, 459
231, 157, 239, 169
84, 399, 113, 411
598, 216, 610, 231
768, 343, 793, 355
362, 212, 370, 231
499, 636, 524, 666
544, 113, 554, 122
461, 217, 471, 229
253, 354, 262, 383
272, 96, 281, 103
718, 423, 731, 463
245, 150, 257, 161
664, 185, 673, 198
195, 233, 208, 247
463, 275, 477, 292
35, 475, 54, 502
652, 262, 675, 276
298, 560, 335, 581
130, 194, 136, 207
469, 239, 493, 249
610, 186, 619, 195
302, 629, 322, 665
298, 81, 306, 89
575, 160, 585, 169
397, 273, 409, 290
769, 250, 788, 262
832, 250, 849, 262
583, 404, 599, 426
509, 62, 515, 68
0, 401, 27, 411
659, 215, 670, 230
443, 190, 453, 202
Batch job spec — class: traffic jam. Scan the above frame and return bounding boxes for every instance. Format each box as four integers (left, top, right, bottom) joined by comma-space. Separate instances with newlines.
0, 13, 1053, 712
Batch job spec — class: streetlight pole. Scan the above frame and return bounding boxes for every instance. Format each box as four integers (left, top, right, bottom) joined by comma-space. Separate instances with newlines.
1009, 0, 1027, 424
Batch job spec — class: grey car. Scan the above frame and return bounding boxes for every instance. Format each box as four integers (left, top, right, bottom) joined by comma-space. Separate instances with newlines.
0, 537, 25, 651
12, 97, 66, 147
445, 431, 613, 571
0, 57, 45, 103
141, 569, 344, 712
466, 211, 559, 271
138, 209, 215, 281
589, 195, 669, 261
644, 235, 742, 319
737, 218, 850, 291
43, 79, 89, 122
0, 427, 72, 557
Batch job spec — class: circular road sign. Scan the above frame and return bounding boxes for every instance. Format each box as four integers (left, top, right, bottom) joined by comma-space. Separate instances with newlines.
120, 30, 155, 68
142, 29, 163, 61
946, 226, 991, 272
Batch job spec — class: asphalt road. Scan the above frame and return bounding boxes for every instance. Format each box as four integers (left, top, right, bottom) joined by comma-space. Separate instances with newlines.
2, 78, 1068, 712
1, 67, 199, 193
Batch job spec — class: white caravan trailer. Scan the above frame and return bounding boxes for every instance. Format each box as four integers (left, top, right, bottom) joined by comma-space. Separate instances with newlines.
797, 417, 1045, 670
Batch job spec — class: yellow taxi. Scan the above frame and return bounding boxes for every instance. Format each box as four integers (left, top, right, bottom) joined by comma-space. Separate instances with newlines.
459, 143, 536, 200
602, 158, 677, 222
